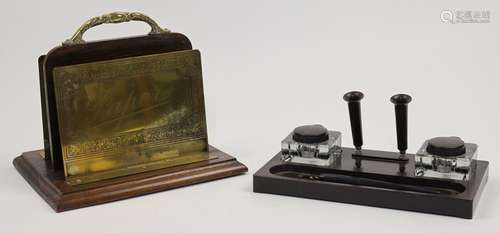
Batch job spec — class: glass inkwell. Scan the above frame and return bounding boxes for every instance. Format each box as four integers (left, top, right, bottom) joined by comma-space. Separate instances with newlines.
415, 136, 477, 181
281, 124, 342, 166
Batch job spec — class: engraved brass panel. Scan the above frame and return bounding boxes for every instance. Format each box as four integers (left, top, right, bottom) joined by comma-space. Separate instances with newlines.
52, 50, 209, 185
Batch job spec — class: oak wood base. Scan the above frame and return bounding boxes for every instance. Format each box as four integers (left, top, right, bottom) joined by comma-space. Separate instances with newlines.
13, 145, 247, 212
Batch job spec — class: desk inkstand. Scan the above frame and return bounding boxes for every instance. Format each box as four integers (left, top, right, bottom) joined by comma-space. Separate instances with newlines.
253, 91, 488, 219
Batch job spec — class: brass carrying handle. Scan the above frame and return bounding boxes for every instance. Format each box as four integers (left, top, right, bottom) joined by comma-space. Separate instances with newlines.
63, 12, 170, 45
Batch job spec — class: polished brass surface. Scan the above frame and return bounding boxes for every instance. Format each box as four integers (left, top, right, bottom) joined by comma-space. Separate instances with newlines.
63, 12, 170, 45
52, 50, 208, 185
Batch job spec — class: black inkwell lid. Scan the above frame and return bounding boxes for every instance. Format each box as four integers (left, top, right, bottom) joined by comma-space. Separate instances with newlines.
292, 125, 329, 143
426, 136, 466, 157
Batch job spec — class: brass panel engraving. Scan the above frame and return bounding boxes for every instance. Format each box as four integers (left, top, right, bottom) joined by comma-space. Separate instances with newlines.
53, 50, 209, 185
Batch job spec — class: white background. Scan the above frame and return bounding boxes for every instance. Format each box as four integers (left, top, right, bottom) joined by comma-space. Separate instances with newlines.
1, 0, 499, 232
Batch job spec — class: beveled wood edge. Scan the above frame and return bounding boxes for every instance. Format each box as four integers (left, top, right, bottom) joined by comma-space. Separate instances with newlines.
13, 156, 62, 211
58, 160, 247, 211
13, 148, 247, 212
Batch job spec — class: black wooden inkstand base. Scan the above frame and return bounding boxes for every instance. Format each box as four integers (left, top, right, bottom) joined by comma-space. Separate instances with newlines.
253, 148, 488, 219
253, 92, 489, 219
